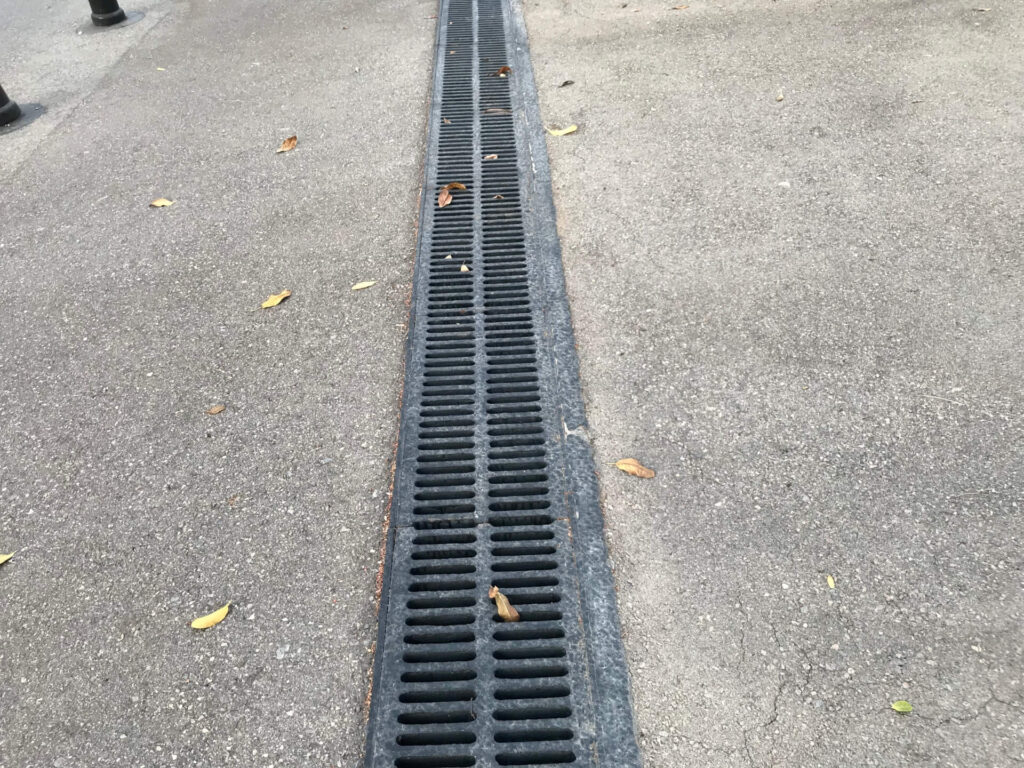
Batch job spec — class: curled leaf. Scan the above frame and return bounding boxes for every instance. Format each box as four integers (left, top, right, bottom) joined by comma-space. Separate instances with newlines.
484, 154, 499, 160
149, 198, 174, 208
261, 289, 291, 309
614, 458, 655, 478
0, 553, 13, 566
826, 574, 836, 589
191, 602, 230, 630
206, 404, 226, 415
492, 66, 512, 77
891, 700, 913, 713
276, 135, 298, 153
545, 124, 578, 137
489, 586, 520, 622
438, 182, 467, 208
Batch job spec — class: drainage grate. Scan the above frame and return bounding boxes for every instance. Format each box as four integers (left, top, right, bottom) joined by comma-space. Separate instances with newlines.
364, 0, 641, 765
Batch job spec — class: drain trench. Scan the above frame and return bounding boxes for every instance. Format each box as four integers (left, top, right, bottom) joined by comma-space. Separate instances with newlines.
364, 0, 641, 765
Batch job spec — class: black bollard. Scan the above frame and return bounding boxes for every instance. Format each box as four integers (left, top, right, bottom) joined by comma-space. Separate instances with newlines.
88, 0, 127, 26
0, 84, 22, 127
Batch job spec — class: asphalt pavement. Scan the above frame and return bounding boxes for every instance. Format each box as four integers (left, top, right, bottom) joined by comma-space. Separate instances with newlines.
1, 0, 432, 764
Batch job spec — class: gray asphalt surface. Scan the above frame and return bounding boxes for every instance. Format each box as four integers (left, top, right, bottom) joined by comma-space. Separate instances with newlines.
0, 0, 432, 764
525, 0, 1023, 765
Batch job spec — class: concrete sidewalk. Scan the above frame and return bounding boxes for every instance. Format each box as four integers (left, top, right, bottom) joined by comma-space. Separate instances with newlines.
0, 0, 432, 764
525, 0, 1023, 765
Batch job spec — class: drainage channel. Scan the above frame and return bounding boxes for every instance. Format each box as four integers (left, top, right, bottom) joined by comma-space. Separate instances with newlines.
363, 0, 641, 765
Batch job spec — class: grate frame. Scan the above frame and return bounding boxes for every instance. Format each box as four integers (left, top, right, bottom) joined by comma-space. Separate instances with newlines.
364, 0, 641, 764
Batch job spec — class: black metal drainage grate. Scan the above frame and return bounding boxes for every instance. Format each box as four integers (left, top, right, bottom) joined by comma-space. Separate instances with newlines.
364, 0, 641, 765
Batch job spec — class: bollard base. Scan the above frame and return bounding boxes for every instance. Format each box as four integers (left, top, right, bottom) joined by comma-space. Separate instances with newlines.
0, 98, 21, 127
91, 7, 128, 25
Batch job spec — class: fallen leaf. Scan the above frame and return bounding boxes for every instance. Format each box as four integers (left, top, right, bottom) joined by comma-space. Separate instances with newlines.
352, 280, 377, 291
492, 66, 512, 77
891, 700, 913, 714
827, 574, 836, 589
156, 67, 166, 71
484, 154, 499, 160
0, 553, 13, 566
438, 182, 467, 208
444, 254, 453, 259
775, 91, 784, 102
559, 80, 575, 87
276, 135, 298, 153
545, 124, 578, 136
443, 117, 452, 124
489, 586, 520, 622
460, 264, 470, 272
483, 107, 512, 115
191, 602, 230, 630
261, 289, 291, 308
206, 404, 226, 415
493, 194, 505, 199
149, 198, 174, 208
614, 458, 655, 478
449, 50, 456, 54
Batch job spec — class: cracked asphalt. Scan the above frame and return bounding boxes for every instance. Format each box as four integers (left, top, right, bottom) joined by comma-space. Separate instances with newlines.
525, 0, 1023, 765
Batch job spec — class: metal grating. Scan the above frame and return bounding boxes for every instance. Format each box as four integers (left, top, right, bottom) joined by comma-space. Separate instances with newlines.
364, 0, 641, 765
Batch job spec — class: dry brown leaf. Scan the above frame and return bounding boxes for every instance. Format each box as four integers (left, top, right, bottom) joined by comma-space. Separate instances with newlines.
614, 458, 656, 478
489, 586, 520, 622
191, 602, 230, 630
483, 107, 512, 115
149, 198, 174, 208
276, 135, 298, 153
438, 182, 467, 208
460, 264, 470, 272
261, 289, 291, 308
443, 117, 452, 124
484, 154, 499, 160
206, 404, 226, 415
493, 194, 505, 199
352, 280, 377, 291
0, 552, 13, 567
492, 66, 512, 77
545, 124, 578, 136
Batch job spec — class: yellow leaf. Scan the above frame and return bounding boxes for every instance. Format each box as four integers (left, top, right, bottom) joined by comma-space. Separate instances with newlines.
614, 458, 655, 478
156, 67, 166, 71
483, 154, 499, 160
0, 552, 14, 566
460, 264, 470, 272
545, 124, 578, 137
891, 700, 913, 713
352, 281, 377, 291
276, 135, 297, 153
149, 198, 174, 208
191, 602, 230, 630
827, 574, 836, 589
489, 586, 520, 622
206, 404, 226, 415
261, 289, 291, 308
444, 254, 453, 259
